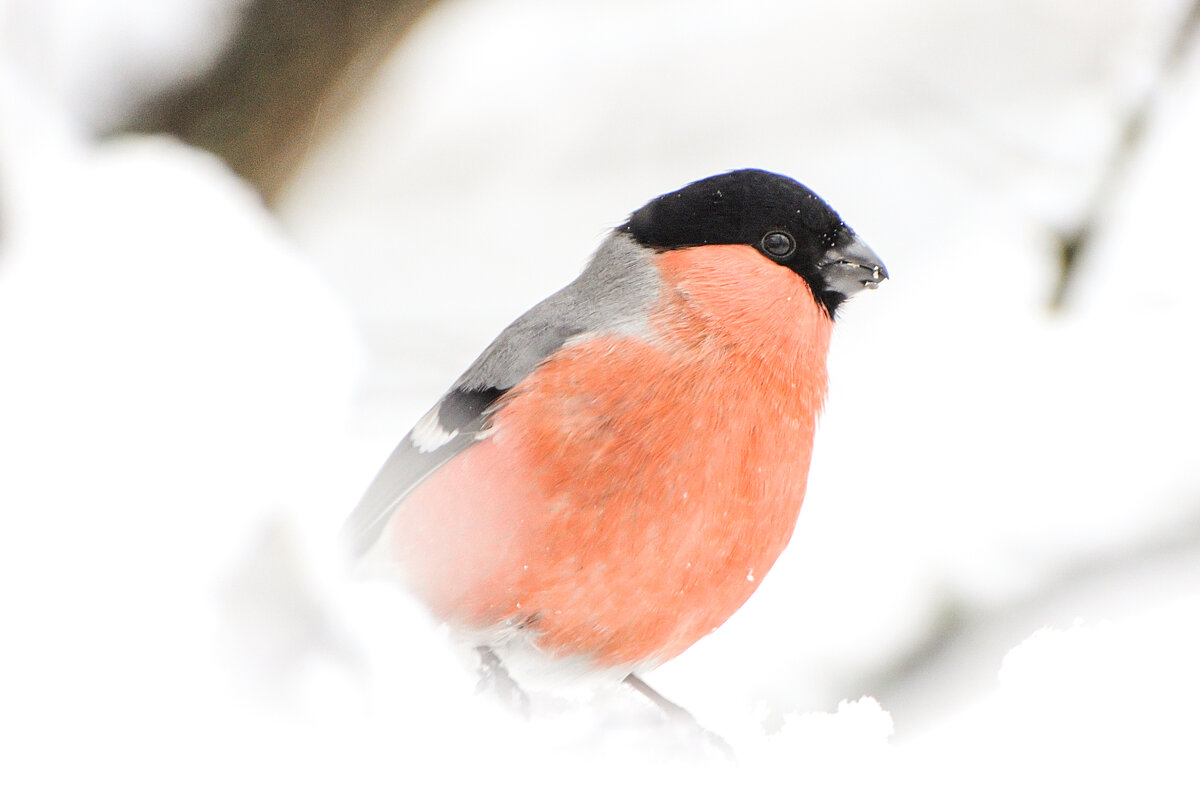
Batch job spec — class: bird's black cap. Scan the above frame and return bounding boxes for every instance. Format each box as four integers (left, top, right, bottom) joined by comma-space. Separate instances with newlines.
619, 169, 882, 316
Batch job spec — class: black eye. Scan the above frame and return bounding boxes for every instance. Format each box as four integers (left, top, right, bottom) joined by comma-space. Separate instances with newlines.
761, 231, 795, 258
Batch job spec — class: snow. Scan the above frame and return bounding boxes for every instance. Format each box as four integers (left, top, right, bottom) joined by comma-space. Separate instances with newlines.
906, 599, 1200, 796
0, 0, 239, 130
3, 0, 1200, 796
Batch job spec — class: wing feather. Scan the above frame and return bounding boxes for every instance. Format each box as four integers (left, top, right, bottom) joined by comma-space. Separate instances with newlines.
342, 232, 659, 555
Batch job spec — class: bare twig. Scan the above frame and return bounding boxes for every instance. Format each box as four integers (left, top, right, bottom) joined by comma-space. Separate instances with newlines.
1051, 0, 1200, 309
625, 673, 735, 758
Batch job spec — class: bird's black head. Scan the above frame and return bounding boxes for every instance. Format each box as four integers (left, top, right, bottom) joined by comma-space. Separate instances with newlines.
619, 169, 886, 316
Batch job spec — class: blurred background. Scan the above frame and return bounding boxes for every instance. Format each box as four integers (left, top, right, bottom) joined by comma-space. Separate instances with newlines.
2, 0, 1199, 795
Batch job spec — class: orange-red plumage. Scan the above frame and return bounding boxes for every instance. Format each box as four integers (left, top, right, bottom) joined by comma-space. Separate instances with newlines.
385, 245, 833, 666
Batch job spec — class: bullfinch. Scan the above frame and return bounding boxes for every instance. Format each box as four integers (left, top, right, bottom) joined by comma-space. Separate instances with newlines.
345, 169, 885, 708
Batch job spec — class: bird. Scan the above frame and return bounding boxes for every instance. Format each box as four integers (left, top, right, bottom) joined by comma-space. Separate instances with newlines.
345, 168, 886, 718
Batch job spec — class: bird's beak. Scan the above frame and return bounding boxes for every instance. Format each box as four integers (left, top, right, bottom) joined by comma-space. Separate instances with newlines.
818, 234, 888, 296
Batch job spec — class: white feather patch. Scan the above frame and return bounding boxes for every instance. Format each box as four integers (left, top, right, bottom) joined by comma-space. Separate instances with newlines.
410, 405, 457, 453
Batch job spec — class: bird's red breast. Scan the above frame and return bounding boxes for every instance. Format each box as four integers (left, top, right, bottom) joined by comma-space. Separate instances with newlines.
383, 244, 833, 667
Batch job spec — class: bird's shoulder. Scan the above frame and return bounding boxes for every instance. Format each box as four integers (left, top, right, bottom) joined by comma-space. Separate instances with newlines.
343, 232, 662, 555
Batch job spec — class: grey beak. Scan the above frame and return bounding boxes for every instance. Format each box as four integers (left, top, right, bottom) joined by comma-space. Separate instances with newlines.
819, 234, 888, 297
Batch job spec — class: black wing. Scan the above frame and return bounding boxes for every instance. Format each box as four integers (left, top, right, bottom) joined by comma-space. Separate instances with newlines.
342, 387, 505, 556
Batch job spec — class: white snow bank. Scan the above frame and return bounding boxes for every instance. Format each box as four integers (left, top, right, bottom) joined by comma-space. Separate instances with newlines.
906, 596, 1200, 796
0, 114, 367, 794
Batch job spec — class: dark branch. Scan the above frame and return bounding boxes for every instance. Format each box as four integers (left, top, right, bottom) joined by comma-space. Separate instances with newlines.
117, 0, 440, 203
